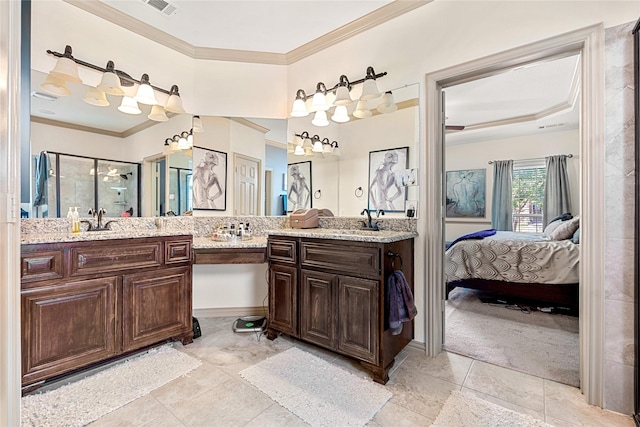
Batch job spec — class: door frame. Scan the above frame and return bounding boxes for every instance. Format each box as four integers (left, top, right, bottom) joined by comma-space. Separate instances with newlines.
422, 24, 605, 406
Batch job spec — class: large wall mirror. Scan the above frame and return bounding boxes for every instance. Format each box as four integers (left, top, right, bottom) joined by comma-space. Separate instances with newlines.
27, 68, 419, 220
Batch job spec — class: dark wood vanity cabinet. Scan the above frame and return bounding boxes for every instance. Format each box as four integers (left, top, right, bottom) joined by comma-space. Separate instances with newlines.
267, 235, 414, 384
20, 235, 193, 387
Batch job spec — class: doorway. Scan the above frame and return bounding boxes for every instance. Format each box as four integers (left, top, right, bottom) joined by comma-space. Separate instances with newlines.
422, 25, 605, 405
441, 52, 581, 387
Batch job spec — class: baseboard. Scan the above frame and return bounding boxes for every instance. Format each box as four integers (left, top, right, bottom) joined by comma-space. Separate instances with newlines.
193, 306, 267, 318
408, 340, 426, 351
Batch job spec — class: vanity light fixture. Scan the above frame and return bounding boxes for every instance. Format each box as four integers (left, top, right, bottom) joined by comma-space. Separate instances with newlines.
293, 145, 305, 156
43, 45, 186, 117
292, 132, 340, 157
289, 66, 391, 126
164, 125, 199, 153
148, 104, 169, 122
192, 115, 204, 132
311, 135, 324, 153
83, 87, 109, 107
377, 91, 398, 113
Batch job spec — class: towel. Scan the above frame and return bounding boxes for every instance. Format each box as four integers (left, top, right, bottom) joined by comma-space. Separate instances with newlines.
33, 151, 49, 207
447, 228, 496, 250
387, 270, 417, 335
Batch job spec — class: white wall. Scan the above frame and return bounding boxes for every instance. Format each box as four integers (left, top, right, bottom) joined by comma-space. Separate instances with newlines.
445, 129, 580, 240
193, 264, 268, 311
31, 122, 127, 160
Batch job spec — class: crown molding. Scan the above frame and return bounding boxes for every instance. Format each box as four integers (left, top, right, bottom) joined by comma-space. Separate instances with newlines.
31, 115, 163, 138
64, 0, 430, 65
228, 117, 270, 134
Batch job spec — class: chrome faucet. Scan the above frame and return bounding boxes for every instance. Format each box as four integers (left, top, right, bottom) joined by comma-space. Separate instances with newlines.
361, 208, 373, 229
88, 208, 108, 230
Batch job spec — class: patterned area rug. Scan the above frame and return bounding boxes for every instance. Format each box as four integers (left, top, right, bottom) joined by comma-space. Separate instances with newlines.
21, 344, 201, 427
240, 347, 392, 427
432, 390, 553, 426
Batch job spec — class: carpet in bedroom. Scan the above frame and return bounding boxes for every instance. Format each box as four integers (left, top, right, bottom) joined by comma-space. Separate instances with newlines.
444, 287, 579, 387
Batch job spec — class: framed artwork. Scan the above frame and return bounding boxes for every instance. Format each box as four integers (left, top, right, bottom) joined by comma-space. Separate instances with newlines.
192, 146, 227, 211
445, 168, 486, 218
368, 147, 409, 212
287, 161, 312, 212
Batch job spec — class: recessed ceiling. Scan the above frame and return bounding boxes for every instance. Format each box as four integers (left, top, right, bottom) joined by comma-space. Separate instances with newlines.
101, 0, 393, 54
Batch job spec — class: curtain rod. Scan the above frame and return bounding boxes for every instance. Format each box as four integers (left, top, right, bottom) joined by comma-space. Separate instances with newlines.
488, 154, 573, 164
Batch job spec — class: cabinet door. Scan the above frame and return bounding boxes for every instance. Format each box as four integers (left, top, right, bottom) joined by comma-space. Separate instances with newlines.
21, 276, 118, 385
122, 266, 192, 352
337, 276, 379, 364
268, 263, 298, 337
300, 270, 335, 350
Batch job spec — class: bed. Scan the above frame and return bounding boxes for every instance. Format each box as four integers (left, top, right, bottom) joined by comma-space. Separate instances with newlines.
445, 230, 580, 309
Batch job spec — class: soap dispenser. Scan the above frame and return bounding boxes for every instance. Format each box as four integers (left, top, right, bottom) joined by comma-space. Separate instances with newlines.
72, 207, 80, 233
67, 207, 74, 232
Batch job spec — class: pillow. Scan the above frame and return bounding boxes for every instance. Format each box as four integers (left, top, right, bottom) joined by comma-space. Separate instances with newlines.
571, 227, 580, 244
543, 220, 564, 236
548, 216, 580, 241
549, 212, 573, 223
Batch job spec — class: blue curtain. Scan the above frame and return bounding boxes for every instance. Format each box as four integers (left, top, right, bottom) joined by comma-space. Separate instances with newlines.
491, 160, 513, 231
544, 155, 572, 226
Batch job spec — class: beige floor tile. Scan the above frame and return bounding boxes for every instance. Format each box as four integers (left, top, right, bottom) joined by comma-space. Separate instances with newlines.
367, 401, 432, 426
545, 415, 580, 426
88, 394, 173, 427
463, 360, 545, 412
385, 362, 460, 421
400, 350, 473, 386
151, 361, 235, 409
544, 380, 635, 427
140, 412, 186, 427
461, 387, 545, 421
243, 403, 308, 427
168, 379, 274, 427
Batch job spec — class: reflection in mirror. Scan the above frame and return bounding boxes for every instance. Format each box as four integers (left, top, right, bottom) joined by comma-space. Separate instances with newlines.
287, 83, 419, 217
168, 150, 193, 215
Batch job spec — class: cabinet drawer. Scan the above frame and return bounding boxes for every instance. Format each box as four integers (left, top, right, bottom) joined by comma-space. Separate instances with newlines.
268, 238, 297, 264
300, 241, 381, 278
166, 239, 192, 264
21, 250, 64, 284
70, 242, 162, 276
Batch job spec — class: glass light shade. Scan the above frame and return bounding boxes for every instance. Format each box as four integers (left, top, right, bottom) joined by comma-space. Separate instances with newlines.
293, 145, 305, 156
311, 110, 329, 127
333, 85, 353, 106
310, 91, 329, 112
148, 104, 169, 122
302, 136, 313, 148
292, 135, 303, 147
187, 133, 194, 147
170, 139, 180, 152
192, 115, 204, 132
331, 105, 350, 123
97, 72, 125, 96
377, 92, 397, 114
304, 147, 313, 156
332, 145, 341, 157
312, 139, 324, 153
290, 98, 309, 117
117, 96, 142, 115
49, 57, 82, 83
165, 94, 184, 113
287, 144, 295, 154
83, 87, 109, 107
353, 100, 372, 118
135, 81, 158, 106
40, 74, 70, 96
360, 78, 381, 100
323, 143, 332, 154
177, 136, 189, 150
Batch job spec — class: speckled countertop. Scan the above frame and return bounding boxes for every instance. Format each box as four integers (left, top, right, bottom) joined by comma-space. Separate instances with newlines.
193, 236, 268, 249
21, 230, 192, 245
265, 228, 417, 243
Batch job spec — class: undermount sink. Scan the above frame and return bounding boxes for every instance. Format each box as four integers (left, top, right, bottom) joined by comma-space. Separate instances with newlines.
326, 228, 379, 235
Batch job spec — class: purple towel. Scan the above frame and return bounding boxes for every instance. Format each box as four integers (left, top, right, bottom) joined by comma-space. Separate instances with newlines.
387, 270, 417, 335
448, 228, 497, 249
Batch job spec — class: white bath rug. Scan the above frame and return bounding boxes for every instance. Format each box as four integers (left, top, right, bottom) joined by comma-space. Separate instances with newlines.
239, 347, 392, 427
432, 390, 553, 427
21, 344, 201, 427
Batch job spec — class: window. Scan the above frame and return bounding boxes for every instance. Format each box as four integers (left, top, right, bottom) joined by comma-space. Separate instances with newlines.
512, 161, 546, 233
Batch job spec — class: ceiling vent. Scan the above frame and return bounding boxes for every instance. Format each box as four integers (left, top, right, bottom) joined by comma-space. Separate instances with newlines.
141, 0, 177, 16
538, 123, 566, 130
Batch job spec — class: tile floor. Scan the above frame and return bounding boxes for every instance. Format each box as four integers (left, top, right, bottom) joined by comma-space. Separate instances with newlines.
87, 317, 634, 427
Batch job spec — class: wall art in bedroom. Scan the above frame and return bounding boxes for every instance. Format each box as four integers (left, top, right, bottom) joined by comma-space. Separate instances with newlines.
446, 168, 486, 218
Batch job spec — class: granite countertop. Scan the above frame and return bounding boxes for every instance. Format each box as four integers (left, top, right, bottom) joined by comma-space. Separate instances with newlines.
21, 229, 193, 245
265, 228, 418, 243
193, 236, 268, 249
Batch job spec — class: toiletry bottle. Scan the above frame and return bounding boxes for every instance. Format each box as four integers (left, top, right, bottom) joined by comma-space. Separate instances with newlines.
67, 207, 74, 232
238, 222, 244, 239
72, 207, 80, 233
244, 223, 251, 240
230, 224, 236, 241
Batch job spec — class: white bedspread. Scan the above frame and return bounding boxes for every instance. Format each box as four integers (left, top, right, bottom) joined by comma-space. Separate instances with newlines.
445, 231, 579, 284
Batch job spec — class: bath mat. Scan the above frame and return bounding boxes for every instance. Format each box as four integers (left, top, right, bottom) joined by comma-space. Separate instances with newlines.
239, 347, 391, 427
21, 344, 201, 427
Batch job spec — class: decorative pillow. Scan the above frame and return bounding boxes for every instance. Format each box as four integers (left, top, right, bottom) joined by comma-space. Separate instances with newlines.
543, 220, 564, 236
549, 216, 580, 241
571, 227, 580, 244
549, 212, 573, 223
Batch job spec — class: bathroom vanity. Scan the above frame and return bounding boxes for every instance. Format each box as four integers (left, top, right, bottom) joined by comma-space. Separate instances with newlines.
20, 233, 193, 388
266, 229, 415, 384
